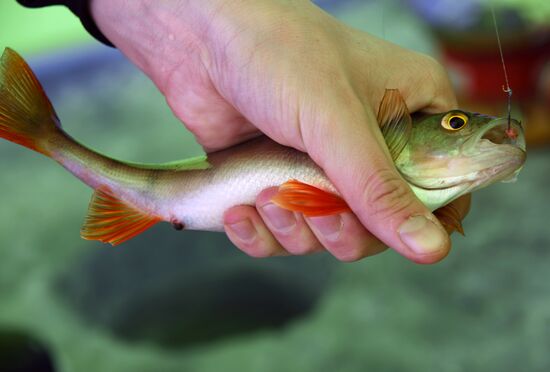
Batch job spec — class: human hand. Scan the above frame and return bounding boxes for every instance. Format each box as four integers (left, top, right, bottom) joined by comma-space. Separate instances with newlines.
91, 0, 470, 263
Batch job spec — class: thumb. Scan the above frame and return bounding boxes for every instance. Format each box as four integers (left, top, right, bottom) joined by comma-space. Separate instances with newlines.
305, 96, 450, 264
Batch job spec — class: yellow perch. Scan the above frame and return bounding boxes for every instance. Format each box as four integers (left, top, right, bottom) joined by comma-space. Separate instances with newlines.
0, 48, 526, 245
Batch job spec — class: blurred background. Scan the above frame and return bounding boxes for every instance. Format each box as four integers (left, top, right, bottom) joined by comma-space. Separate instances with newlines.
0, 1, 549, 371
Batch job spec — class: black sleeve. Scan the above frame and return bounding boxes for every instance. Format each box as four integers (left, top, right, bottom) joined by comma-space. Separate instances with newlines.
17, 0, 114, 47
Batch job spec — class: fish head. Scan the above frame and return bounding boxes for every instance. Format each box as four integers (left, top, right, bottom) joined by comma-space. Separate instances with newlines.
395, 110, 526, 209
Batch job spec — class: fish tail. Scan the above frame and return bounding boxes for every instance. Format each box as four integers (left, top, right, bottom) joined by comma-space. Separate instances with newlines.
0, 47, 61, 156
0, 48, 165, 246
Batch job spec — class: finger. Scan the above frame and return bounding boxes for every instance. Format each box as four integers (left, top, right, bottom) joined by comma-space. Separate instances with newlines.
256, 188, 323, 255
306, 212, 388, 262
224, 205, 287, 258
303, 92, 450, 264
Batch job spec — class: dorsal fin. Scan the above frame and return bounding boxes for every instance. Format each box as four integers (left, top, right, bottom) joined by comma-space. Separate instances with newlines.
80, 189, 161, 246
377, 89, 412, 161
271, 180, 350, 217
124, 155, 211, 171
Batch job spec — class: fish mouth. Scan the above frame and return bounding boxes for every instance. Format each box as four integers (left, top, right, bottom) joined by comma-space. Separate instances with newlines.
464, 117, 526, 183
465, 117, 526, 153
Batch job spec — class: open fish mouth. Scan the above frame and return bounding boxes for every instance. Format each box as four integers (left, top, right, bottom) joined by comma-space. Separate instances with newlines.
466, 117, 526, 153
464, 117, 526, 184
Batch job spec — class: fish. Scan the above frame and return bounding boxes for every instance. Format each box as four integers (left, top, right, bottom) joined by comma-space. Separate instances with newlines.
0, 48, 526, 245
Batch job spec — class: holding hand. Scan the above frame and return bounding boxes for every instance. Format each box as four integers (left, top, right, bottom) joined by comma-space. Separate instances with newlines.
91, 0, 470, 263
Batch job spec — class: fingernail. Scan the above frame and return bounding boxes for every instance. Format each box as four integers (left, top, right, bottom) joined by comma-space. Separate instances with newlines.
261, 203, 296, 234
308, 215, 343, 242
398, 215, 446, 255
227, 219, 256, 243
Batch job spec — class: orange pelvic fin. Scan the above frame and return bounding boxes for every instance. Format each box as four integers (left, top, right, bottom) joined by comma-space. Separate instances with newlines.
0, 48, 60, 156
271, 180, 350, 217
80, 188, 161, 246
433, 203, 465, 236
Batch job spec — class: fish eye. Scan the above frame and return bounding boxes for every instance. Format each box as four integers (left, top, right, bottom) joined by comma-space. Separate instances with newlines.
441, 112, 468, 131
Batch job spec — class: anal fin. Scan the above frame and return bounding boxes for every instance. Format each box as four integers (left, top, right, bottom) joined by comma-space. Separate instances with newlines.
81, 189, 161, 246
271, 180, 350, 217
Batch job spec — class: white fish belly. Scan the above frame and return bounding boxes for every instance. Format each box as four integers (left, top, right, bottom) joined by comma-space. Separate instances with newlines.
170, 155, 335, 232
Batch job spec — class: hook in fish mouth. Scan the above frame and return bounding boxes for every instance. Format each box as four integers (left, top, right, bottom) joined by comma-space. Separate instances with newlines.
463, 117, 526, 185
467, 117, 526, 153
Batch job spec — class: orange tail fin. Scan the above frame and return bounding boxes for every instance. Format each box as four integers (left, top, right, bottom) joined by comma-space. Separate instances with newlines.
0, 48, 60, 156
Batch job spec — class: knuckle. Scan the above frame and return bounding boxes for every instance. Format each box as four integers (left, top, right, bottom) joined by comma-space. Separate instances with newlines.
422, 55, 452, 94
328, 237, 386, 262
325, 239, 366, 262
328, 236, 375, 261
334, 248, 365, 262
284, 241, 320, 256
421, 55, 446, 78
241, 241, 281, 258
416, 56, 456, 110
242, 248, 270, 259
266, 220, 321, 256
362, 168, 416, 219
180, 115, 202, 133
193, 131, 219, 150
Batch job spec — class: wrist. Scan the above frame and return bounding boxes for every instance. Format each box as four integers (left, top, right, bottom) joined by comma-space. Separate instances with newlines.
90, 0, 209, 84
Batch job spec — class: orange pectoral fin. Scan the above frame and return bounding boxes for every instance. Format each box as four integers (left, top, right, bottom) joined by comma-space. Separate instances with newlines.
271, 180, 351, 217
80, 189, 161, 246
433, 203, 465, 236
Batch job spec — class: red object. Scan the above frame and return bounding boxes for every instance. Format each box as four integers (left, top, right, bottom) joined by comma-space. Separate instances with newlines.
441, 33, 550, 103
505, 127, 518, 140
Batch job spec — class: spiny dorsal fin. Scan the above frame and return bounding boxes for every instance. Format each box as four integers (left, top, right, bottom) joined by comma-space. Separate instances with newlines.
433, 203, 465, 236
80, 189, 161, 246
377, 89, 412, 161
271, 180, 350, 217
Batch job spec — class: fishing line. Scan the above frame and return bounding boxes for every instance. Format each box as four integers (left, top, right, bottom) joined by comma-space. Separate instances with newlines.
490, 5, 513, 133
